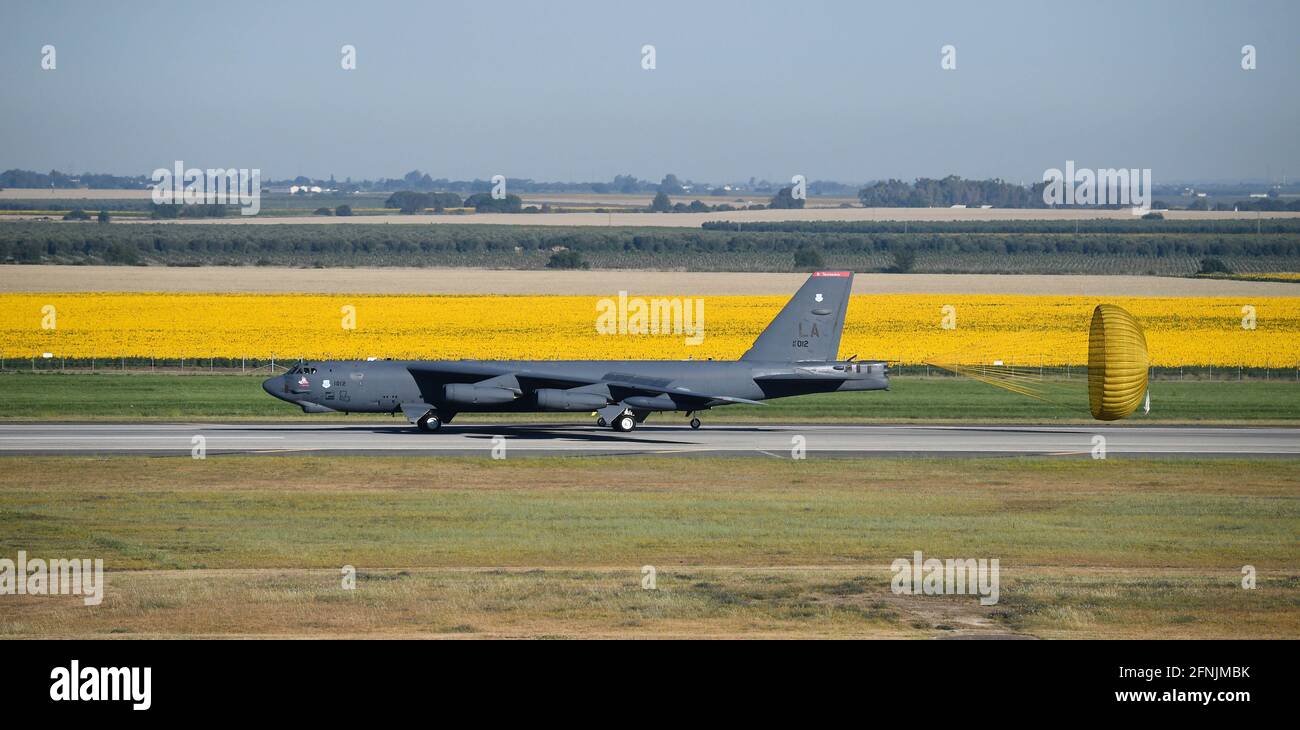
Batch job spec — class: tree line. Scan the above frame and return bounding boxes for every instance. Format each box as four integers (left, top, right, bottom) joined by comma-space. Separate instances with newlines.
856, 176, 1042, 207
3, 222, 1298, 268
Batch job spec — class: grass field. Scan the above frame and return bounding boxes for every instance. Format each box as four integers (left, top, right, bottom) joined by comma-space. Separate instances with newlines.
0, 372, 1296, 423
0, 456, 1294, 638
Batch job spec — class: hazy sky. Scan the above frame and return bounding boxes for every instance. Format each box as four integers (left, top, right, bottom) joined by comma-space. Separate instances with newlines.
2, 0, 1296, 183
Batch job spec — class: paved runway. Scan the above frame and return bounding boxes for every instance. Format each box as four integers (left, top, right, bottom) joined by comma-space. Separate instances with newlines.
0, 423, 1295, 457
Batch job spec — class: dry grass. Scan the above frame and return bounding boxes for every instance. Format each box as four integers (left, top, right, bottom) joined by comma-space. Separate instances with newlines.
105, 208, 1300, 227
6, 187, 1296, 222
0, 568, 939, 639
10, 565, 1284, 639
0, 189, 160, 201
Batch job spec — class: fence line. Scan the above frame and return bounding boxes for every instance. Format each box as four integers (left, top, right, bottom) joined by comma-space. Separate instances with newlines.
0, 356, 294, 375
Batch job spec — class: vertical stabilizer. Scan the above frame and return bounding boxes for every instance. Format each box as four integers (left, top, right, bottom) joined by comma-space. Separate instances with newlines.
740, 271, 853, 362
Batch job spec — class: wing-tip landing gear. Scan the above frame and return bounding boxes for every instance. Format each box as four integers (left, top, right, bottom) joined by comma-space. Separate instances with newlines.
689, 417, 701, 430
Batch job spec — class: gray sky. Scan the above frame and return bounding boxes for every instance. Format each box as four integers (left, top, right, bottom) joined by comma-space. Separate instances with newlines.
1, 0, 1296, 183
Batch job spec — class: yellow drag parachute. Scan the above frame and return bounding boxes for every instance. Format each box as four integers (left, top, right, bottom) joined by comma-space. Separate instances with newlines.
1087, 304, 1149, 421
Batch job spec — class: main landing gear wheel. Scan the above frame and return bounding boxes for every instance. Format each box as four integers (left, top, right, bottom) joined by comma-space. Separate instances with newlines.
689, 417, 701, 430
416, 413, 442, 432
596, 417, 607, 427
612, 414, 636, 433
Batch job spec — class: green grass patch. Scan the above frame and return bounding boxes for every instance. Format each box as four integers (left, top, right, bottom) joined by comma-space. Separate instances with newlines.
0, 455, 1295, 638
0, 372, 1295, 423
1, 456, 1294, 570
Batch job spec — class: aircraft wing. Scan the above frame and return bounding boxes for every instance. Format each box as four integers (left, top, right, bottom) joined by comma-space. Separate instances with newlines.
407, 363, 764, 406
601, 379, 766, 406
407, 362, 591, 391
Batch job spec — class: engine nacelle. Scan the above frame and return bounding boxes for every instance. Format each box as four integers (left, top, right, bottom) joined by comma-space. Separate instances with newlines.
622, 394, 678, 410
443, 383, 519, 405
535, 388, 609, 411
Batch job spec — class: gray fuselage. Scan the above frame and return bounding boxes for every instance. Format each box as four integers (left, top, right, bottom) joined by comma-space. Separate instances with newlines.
262, 358, 888, 419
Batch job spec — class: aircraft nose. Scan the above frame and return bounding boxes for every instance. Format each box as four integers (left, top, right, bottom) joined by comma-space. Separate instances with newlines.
262, 376, 282, 397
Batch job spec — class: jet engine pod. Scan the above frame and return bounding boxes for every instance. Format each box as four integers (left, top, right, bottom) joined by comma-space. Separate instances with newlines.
622, 394, 678, 410
1087, 304, 1149, 421
443, 383, 519, 405
535, 388, 610, 411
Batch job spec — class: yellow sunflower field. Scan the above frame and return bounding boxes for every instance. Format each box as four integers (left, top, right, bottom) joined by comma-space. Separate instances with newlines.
1, 293, 1297, 367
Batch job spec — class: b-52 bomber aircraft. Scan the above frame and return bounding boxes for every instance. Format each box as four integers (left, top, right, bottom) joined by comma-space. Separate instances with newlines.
262, 271, 887, 432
